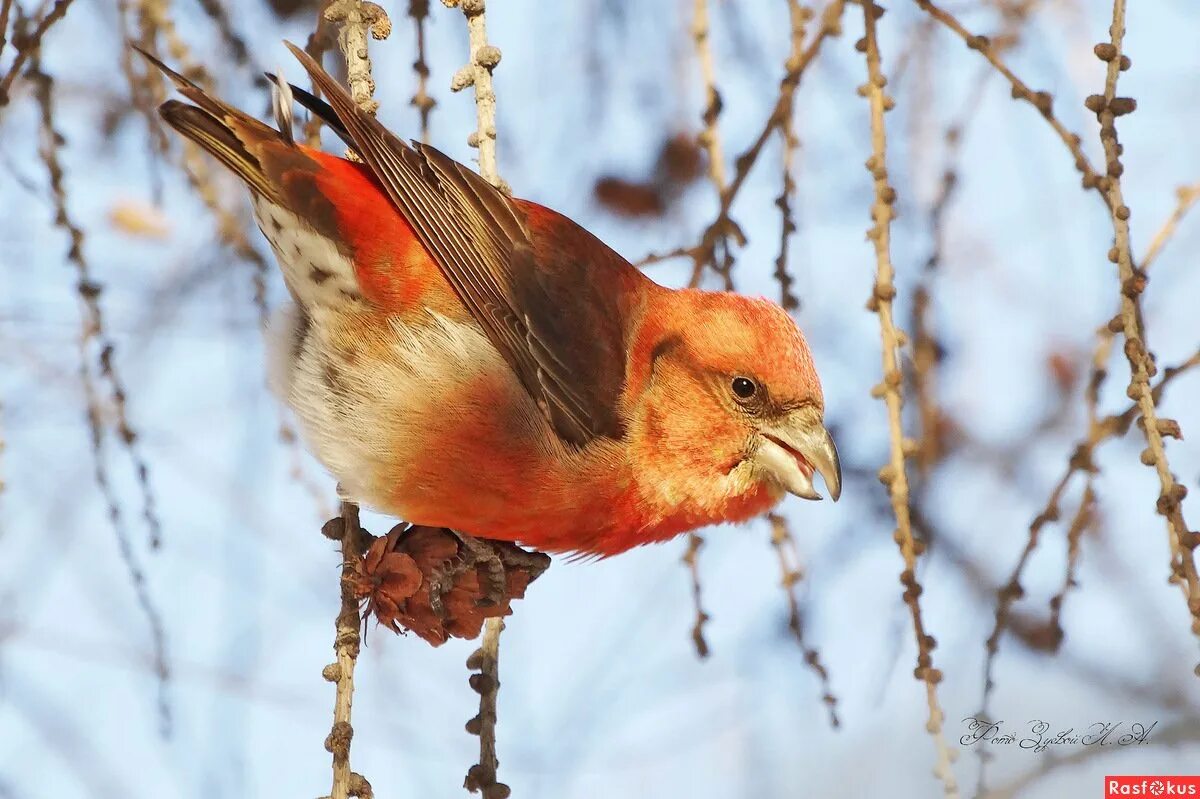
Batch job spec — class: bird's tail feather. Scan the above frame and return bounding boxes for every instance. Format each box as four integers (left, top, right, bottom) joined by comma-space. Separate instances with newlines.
132, 45, 285, 201
158, 101, 278, 198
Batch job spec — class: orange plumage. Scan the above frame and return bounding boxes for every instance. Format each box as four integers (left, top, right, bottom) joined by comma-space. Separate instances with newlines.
142, 44, 841, 557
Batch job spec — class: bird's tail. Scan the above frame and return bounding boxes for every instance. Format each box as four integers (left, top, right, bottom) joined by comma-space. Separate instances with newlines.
133, 46, 289, 202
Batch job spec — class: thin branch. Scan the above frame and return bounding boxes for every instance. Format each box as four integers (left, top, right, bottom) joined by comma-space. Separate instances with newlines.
914, 0, 1109, 207
442, 2, 510, 794
0, 0, 74, 108
768, 513, 838, 728
408, 0, 435, 143
326, 0, 391, 116
981, 345, 1200, 722
687, 0, 734, 289
692, 0, 727, 192
192, 0, 250, 65
636, 0, 845, 274
0, 0, 15, 64
303, 0, 337, 147
682, 531, 710, 658
316, 7, 390, 797
772, 0, 809, 312
445, 0, 504, 191
320, 501, 374, 799
858, 2, 958, 793
464, 629, 507, 798
1141, 182, 1200, 272
29, 53, 170, 737
1045, 483, 1095, 646
1089, 0, 1200, 658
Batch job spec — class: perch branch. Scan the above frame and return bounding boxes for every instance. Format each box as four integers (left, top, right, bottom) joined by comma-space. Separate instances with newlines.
318, 7, 389, 796
321, 502, 373, 799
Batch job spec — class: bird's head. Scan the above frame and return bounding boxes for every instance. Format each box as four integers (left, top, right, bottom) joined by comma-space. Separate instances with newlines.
626, 288, 841, 526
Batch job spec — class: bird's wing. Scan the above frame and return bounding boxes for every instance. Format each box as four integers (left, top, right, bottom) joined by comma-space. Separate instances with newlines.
285, 42, 635, 446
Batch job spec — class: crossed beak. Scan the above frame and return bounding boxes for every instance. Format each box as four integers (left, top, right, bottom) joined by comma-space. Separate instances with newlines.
754, 413, 842, 502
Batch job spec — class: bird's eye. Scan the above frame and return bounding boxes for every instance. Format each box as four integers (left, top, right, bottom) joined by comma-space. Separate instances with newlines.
731, 376, 757, 399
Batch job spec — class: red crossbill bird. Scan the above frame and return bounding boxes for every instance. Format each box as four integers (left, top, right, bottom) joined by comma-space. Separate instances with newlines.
141, 44, 841, 557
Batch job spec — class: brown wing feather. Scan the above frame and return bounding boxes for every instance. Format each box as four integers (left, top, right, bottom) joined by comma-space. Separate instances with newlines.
284, 41, 637, 446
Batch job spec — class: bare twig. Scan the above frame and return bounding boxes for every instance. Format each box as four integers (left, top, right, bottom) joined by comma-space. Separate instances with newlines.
636, 0, 845, 276
325, 0, 391, 116
1088, 0, 1200, 655
303, 0, 337, 147
0, 0, 15, 63
1079, 182, 1200, 440
1046, 483, 1095, 646
193, 0, 250, 65
981, 345, 1200, 722
682, 531, 710, 658
687, 0, 734, 289
118, 0, 170, 192
408, 0, 435, 143
0, 0, 74, 108
914, 0, 1108, 207
772, 0, 809, 311
1141, 183, 1200, 271
315, 8, 390, 796
320, 501, 373, 799
30, 53, 170, 736
445, 0, 504, 191
442, 2, 510, 793
768, 513, 838, 728
692, 0, 727, 192
463, 629, 507, 798
858, 2, 958, 793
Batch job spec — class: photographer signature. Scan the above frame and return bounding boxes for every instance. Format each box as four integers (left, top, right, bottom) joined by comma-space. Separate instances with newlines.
960, 718, 1156, 752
